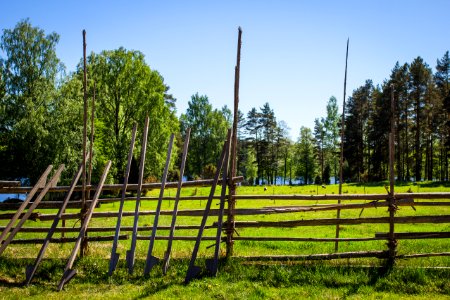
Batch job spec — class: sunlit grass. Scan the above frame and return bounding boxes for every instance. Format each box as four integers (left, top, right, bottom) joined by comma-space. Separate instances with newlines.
0, 181, 449, 298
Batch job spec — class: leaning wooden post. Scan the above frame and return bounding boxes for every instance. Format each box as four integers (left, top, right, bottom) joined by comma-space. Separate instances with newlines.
388, 83, 397, 267
108, 123, 137, 276
0, 165, 52, 246
80, 29, 89, 257
57, 161, 112, 291
162, 128, 191, 274
126, 116, 150, 274
335, 38, 349, 252
226, 26, 242, 258
144, 134, 175, 275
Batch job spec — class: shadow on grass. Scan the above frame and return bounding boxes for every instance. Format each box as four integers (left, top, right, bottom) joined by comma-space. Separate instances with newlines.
0, 256, 449, 297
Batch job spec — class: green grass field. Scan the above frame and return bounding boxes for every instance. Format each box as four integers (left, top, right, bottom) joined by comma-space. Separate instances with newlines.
0, 182, 449, 299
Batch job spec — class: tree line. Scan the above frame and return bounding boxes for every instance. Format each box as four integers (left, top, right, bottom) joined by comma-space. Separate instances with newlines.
1, 20, 449, 186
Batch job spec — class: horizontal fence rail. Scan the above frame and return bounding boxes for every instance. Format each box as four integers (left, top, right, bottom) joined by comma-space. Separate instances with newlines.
0, 177, 244, 194
0, 180, 449, 287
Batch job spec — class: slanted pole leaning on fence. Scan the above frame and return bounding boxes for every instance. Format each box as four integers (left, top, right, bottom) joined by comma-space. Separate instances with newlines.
162, 128, 191, 274
0, 165, 53, 246
126, 116, 150, 274
388, 84, 397, 266
57, 161, 112, 291
144, 134, 175, 275
26, 159, 85, 285
185, 130, 231, 284
206, 130, 232, 276
336, 38, 349, 252
0, 165, 65, 256
227, 26, 242, 258
108, 123, 137, 276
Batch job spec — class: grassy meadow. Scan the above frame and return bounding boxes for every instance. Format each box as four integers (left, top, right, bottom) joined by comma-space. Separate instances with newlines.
0, 181, 449, 299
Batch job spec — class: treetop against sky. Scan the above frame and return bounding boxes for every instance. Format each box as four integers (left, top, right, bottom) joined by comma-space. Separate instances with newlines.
2, 0, 449, 135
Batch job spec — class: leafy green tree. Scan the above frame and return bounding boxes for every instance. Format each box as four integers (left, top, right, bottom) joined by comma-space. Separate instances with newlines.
49, 74, 84, 181
84, 48, 179, 181
275, 120, 291, 185
0, 19, 64, 182
242, 147, 257, 185
295, 126, 316, 184
324, 96, 340, 183
180, 93, 229, 179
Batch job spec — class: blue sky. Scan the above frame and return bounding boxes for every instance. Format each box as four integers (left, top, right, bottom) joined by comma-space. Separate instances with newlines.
2, 1, 449, 139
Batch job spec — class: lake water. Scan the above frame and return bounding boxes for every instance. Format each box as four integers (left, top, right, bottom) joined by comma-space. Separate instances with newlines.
0, 193, 26, 202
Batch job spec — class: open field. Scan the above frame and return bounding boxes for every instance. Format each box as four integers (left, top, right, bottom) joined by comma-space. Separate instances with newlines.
0, 182, 449, 299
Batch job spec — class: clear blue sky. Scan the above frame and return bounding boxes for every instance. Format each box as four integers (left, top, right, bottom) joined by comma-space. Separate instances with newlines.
2, 1, 449, 139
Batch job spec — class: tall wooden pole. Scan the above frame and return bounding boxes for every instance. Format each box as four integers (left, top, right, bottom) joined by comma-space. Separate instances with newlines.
335, 38, 349, 252
81, 29, 88, 257
226, 27, 242, 258
388, 83, 397, 266
87, 82, 96, 189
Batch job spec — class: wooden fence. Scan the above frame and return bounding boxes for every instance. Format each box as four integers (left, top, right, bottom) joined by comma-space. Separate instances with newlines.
0, 155, 449, 287
0, 27, 449, 289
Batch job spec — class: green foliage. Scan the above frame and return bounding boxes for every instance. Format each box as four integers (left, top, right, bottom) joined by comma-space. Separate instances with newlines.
295, 126, 316, 184
243, 103, 289, 185
344, 80, 372, 182
324, 96, 341, 182
0, 19, 65, 183
180, 93, 229, 179
314, 117, 326, 181
85, 47, 179, 182
48, 74, 84, 182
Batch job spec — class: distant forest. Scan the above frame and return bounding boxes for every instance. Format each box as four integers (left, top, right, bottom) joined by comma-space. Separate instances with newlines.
1, 20, 449, 185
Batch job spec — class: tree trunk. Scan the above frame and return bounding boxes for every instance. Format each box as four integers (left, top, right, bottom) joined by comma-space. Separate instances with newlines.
415, 98, 421, 181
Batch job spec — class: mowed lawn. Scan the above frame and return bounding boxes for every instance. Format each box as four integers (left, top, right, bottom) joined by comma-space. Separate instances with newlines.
0, 182, 449, 299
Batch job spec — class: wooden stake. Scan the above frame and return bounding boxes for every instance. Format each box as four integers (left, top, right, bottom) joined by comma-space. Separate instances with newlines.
108, 123, 137, 276
388, 84, 397, 266
336, 38, 349, 252
87, 82, 96, 191
185, 134, 229, 284
0, 165, 52, 246
227, 26, 242, 258
81, 29, 89, 257
206, 130, 231, 276
126, 116, 149, 274
163, 128, 191, 274
144, 134, 175, 275
57, 161, 111, 291
25, 161, 85, 285
0, 165, 65, 256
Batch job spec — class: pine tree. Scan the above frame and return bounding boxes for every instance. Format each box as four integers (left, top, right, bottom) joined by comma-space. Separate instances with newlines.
344, 80, 372, 181
435, 51, 450, 180
409, 57, 432, 181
